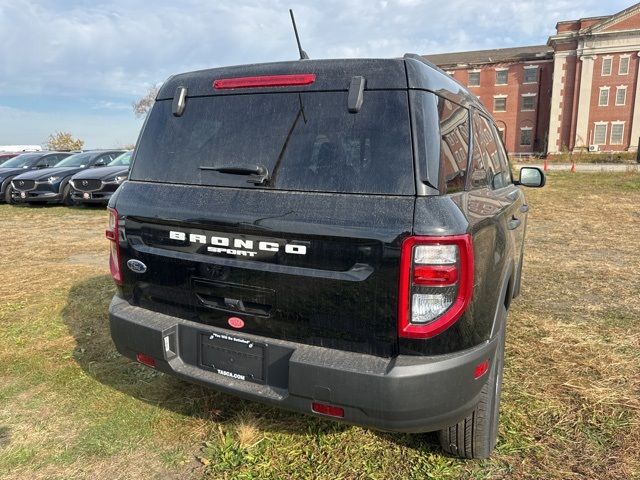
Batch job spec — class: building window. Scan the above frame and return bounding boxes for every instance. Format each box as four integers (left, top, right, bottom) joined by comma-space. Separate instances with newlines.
521, 94, 536, 111
602, 57, 613, 76
523, 66, 538, 83
616, 86, 627, 106
594, 123, 608, 145
619, 56, 630, 75
468, 71, 480, 87
495, 69, 508, 85
497, 128, 505, 142
599, 87, 610, 106
610, 123, 624, 145
493, 96, 507, 112
520, 127, 533, 147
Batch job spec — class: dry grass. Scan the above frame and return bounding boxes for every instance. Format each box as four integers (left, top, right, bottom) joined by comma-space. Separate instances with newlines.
0, 174, 639, 479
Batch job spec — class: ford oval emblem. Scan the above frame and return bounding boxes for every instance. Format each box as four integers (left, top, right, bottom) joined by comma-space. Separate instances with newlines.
228, 317, 245, 329
127, 259, 147, 274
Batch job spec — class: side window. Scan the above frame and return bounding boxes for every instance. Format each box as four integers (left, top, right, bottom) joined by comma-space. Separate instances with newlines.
473, 114, 509, 189
438, 97, 469, 194
491, 124, 512, 186
470, 112, 489, 188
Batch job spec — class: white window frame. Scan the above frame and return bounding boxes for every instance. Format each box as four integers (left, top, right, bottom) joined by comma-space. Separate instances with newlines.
523, 65, 538, 84
615, 86, 627, 106
610, 122, 625, 145
593, 122, 608, 145
619, 55, 630, 75
493, 95, 507, 112
468, 70, 480, 87
519, 126, 533, 147
599, 87, 610, 107
521, 93, 536, 111
495, 68, 508, 85
602, 56, 613, 76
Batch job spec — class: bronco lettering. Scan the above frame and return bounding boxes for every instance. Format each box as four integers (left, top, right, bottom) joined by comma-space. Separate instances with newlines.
168, 230, 307, 255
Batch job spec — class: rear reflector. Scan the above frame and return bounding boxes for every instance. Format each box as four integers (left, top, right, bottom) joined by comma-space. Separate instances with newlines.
474, 359, 489, 379
311, 402, 344, 418
213, 74, 316, 90
136, 353, 156, 368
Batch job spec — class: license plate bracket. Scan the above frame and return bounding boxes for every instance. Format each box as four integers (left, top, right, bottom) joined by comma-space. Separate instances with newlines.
200, 332, 266, 384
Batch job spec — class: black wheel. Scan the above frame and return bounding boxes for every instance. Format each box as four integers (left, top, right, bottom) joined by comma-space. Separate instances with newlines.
438, 307, 506, 459
61, 183, 76, 206
4, 183, 14, 204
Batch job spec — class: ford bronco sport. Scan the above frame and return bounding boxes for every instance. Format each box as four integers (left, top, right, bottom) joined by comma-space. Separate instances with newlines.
107, 55, 544, 459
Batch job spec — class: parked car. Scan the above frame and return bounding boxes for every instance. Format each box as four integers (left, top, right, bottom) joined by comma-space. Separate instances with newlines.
11, 149, 126, 205
0, 153, 19, 165
0, 151, 71, 203
106, 55, 544, 459
70, 150, 133, 205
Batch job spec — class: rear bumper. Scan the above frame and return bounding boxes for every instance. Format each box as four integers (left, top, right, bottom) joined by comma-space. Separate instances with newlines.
109, 295, 498, 433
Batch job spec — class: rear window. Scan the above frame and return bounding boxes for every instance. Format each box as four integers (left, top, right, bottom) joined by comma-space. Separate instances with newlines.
131, 91, 415, 195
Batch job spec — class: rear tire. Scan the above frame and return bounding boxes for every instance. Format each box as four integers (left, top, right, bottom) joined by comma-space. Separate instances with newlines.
438, 307, 506, 459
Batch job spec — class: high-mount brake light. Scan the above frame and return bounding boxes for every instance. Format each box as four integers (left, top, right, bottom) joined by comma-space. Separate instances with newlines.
213, 74, 316, 90
105, 207, 123, 285
398, 235, 474, 339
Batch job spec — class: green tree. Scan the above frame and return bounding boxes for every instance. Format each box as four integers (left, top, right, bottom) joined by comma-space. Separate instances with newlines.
47, 131, 84, 151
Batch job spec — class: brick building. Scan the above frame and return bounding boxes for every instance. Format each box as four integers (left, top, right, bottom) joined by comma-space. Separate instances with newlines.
425, 3, 640, 155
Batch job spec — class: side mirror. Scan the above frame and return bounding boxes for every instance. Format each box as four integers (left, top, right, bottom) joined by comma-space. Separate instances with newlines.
516, 167, 545, 188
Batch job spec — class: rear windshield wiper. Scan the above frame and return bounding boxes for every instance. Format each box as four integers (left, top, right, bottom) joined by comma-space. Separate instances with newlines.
200, 165, 270, 185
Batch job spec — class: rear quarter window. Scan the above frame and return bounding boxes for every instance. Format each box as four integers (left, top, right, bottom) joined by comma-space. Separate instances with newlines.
131, 90, 415, 195
438, 98, 469, 194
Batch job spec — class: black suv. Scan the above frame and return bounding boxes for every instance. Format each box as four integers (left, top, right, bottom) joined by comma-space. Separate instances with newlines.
0, 151, 71, 203
106, 55, 544, 459
12, 150, 125, 205
70, 150, 133, 205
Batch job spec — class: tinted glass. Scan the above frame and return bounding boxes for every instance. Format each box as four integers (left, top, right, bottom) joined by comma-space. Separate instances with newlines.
438, 98, 469, 194
491, 123, 512, 186
1, 153, 43, 168
131, 91, 414, 195
56, 152, 94, 168
470, 112, 489, 188
109, 151, 133, 167
472, 114, 505, 189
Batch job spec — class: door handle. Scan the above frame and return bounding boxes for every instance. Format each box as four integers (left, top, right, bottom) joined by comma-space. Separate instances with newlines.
520, 204, 529, 213
508, 216, 522, 230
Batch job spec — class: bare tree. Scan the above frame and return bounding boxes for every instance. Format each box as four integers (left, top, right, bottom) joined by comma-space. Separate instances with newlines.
47, 131, 84, 151
133, 85, 159, 118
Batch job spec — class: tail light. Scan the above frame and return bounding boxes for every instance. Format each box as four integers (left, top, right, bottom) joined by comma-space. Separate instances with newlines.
398, 235, 474, 339
106, 207, 123, 285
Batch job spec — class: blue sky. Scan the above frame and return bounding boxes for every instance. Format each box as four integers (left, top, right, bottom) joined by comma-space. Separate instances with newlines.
0, 0, 633, 148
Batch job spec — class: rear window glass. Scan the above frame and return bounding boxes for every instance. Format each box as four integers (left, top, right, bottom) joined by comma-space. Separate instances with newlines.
131, 91, 414, 195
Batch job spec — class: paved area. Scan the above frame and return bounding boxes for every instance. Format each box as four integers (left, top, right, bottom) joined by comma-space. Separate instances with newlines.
515, 163, 640, 172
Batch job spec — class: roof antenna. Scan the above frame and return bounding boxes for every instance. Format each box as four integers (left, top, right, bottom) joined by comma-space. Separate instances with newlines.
289, 9, 309, 60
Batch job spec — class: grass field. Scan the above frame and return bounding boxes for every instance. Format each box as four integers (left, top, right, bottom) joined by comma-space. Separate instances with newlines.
0, 173, 639, 479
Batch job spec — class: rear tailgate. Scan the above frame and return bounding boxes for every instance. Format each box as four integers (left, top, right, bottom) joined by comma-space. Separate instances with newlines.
116, 183, 414, 357
118, 67, 415, 357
